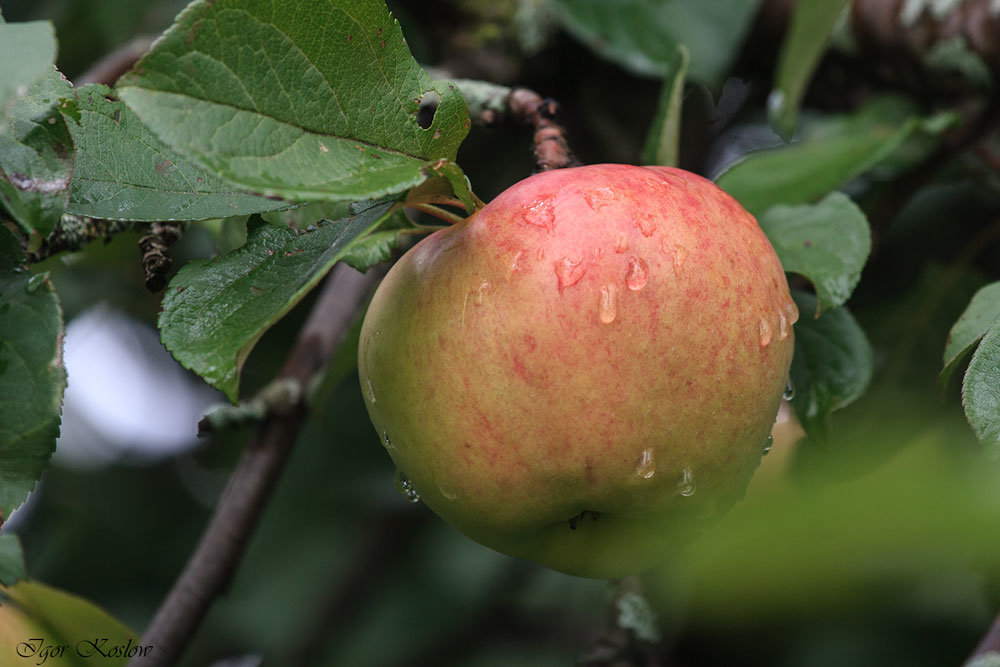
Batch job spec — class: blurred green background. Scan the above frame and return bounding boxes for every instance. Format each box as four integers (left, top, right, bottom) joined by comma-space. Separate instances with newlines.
3, 0, 1000, 665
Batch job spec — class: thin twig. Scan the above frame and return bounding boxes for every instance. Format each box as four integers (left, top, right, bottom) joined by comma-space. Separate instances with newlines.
76, 36, 155, 87
129, 263, 384, 667
410, 202, 467, 225
507, 88, 579, 171
138, 221, 185, 292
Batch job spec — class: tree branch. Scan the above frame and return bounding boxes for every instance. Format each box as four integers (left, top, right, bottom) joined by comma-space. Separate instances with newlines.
76, 36, 155, 87
129, 263, 384, 667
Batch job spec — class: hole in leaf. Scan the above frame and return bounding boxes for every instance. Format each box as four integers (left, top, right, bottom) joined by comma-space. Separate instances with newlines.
416, 90, 440, 130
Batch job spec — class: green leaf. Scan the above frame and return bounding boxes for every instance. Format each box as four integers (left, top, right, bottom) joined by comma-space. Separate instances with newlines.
0, 580, 139, 667
0, 21, 57, 118
0, 69, 74, 237
641, 44, 689, 168
548, 0, 760, 86
63, 84, 288, 222
261, 201, 353, 229
160, 201, 395, 402
941, 282, 1000, 391
963, 323, 1000, 459
0, 227, 65, 517
788, 290, 873, 439
768, 0, 851, 140
117, 0, 472, 205
717, 97, 922, 217
0, 533, 26, 585
341, 229, 403, 272
758, 192, 871, 313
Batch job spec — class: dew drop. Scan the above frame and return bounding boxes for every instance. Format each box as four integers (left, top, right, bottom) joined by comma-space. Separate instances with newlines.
678, 467, 696, 497
25, 273, 47, 294
633, 213, 657, 237
663, 242, 688, 276
634, 448, 656, 479
382, 431, 394, 451
625, 256, 648, 291
521, 195, 556, 232
758, 317, 773, 347
783, 379, 796, 401
554, 257, 586, 290
763, 434, 774, 456
438, 482, 458, 501
786, 299, 800, 325
507, 250, 524, 282
778, 312, 790, 341
475, 280, 491, 306
614, 235, 629, 253
394, 470, 421, 504
599, 283, 619, 324
583, 187, 616, 210
366, 378, 376, 404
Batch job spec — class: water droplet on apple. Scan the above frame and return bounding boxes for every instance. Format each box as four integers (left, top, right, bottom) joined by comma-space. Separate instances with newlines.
625, 256, 648, 291
507, 251, 523, 282
783, 379, 796, 401
664, 242, 687, 276
438, 482, 458, 501
366, 378, 376, 404
475, 280, 491, 306
599, 283, 619, 324
554, 257, 586, 290
382, 431, 394, 451
786, 299, 800, 325
394, 470, 421, 504
778, 312, 790, 341
763, 434, 774, 455
614, 235, 629, 253
678, 467, 696, 497
583, 187, 616, 210
633, 213, 656, 237
758, 317, 773, 347
634, 448, 656, 479
521, 195, 556, 232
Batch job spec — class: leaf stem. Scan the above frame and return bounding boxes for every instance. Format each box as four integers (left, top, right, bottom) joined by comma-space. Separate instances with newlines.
409, 203, 467, 225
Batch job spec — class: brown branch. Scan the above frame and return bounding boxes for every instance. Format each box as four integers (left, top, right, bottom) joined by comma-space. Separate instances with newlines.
128, 263, 384, 667
25, 215, 136, 263
507, 88, 579, 171
968, 612, 1000, 664
138, 222, 185, 292
76, 36, 155, 87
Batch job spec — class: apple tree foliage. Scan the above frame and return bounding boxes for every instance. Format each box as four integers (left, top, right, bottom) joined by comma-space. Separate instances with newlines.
1, 0, 999, 658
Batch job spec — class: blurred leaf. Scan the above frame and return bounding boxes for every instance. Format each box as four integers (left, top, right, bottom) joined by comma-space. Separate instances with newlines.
0, 20, 57, 117
941, 282, 1000, 391
62, 84, 288, 222
717, 97, 923, 217
758, 192, 871, 313
663, 443, 1000, 622
160, 202, 394, 402
0, 227, 65, 517
788, 290, 873, 439
641, 44, 688, 167
0, 580, 139, 666
963, 324, 1000, 459
117, 0, 472, 204
0, 533, 26, 585
548, 0, 760, 86
0, 69, 74, 237
768, 0, 850, 140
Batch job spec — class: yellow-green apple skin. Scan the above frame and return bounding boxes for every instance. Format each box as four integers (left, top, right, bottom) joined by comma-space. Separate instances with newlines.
358, 164, 796, 578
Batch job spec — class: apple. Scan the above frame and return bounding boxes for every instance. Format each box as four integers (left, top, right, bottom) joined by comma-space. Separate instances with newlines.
358, 163, 796, 578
